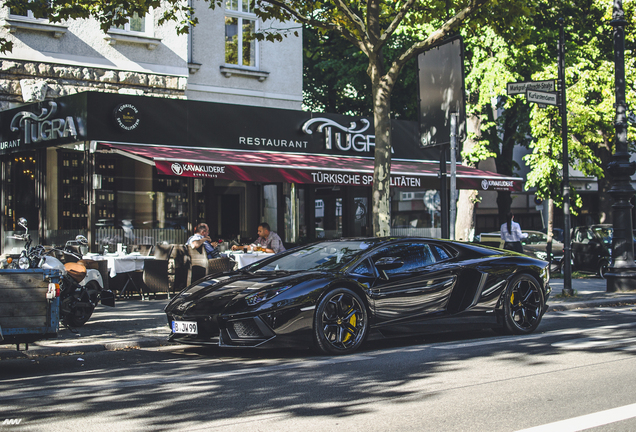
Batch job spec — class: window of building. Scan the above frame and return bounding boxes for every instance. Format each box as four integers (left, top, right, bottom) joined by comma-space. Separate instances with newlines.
224, 0, 257, 68
9, 3, 48, 20
115, 11, 151, 35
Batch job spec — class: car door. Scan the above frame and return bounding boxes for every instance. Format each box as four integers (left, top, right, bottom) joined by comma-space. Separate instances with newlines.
367, 241, 456, 326
572, 227, 596, 269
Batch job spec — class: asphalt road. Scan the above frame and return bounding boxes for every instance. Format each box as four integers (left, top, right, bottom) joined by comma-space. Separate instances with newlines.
2, 305, 636, 432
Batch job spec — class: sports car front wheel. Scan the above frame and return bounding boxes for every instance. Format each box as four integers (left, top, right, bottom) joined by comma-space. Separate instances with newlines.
313, 288, 368, 355
502, 274, 545, 335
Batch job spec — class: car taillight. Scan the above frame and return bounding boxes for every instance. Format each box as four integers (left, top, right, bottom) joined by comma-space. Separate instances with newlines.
55, 283, 60, 297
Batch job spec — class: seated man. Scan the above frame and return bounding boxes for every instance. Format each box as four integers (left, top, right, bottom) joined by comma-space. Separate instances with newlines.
187, 223, 219, 259
232, 222, 286, 254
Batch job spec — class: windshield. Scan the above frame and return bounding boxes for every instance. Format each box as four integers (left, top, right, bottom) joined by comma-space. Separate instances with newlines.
252, 240, 376, 272
593, 226, 613, 245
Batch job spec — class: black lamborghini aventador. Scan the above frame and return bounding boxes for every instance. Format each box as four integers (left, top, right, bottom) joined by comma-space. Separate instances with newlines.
165, 237, 551, 355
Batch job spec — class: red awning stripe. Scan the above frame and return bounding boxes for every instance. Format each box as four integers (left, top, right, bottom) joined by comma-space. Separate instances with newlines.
100, 143, 522, 192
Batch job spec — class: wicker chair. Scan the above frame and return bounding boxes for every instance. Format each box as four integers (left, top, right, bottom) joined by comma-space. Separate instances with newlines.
186, 247, 234, 286
187, 245, 208, 286
142, 244, 173, 299
207, 257, 234, 274
171, 244, 190, 293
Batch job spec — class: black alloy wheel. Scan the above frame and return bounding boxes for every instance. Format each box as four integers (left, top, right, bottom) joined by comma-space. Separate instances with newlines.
502, 274, 545, 335
313, 288, 368, 355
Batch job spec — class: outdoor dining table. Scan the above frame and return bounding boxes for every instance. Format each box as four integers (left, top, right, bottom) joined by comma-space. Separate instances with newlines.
83, 253, 155, 299
223, 251, 274, 269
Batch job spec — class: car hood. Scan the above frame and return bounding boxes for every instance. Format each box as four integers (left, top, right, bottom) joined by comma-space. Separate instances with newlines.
165, 270, 328, 317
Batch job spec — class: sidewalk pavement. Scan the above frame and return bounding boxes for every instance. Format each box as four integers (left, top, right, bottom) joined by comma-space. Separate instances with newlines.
2, 277, 636, 359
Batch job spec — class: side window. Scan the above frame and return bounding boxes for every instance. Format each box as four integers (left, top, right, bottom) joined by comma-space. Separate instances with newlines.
431, 245, 451, 261
351, 259, 374, 277
372, 243, 436, 276
225, 0, 258, 68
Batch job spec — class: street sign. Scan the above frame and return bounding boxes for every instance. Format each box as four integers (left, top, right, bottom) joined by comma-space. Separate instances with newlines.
526, 89, 559, 106
506, 80, 556, 95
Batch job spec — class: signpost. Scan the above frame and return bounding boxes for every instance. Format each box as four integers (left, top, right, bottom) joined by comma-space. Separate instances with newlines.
506, 80, 555, 95
526, 89, 559, 106
506, 32, 572, 294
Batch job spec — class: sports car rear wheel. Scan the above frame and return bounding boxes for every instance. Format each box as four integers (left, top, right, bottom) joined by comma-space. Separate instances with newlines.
502, 274, 545, 335
313, 288, 368, 355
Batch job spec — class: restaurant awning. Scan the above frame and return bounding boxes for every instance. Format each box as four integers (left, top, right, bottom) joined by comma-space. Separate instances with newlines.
101, 143, 523, 192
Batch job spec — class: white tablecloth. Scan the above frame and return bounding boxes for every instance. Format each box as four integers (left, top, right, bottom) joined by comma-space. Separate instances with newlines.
83, 254, 155, 278
224, 252, 274, 269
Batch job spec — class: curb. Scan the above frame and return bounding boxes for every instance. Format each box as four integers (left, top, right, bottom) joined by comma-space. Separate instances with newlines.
0, 336, 171, 360
547, 296, 636, 312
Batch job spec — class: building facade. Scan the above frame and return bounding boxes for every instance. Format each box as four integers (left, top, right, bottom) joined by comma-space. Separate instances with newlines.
0, 2, 302, 109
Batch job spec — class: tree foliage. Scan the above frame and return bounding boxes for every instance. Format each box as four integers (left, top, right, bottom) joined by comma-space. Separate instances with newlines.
2, 0, 535, 236
303, 27, 419, 120
523, 0, 636, 223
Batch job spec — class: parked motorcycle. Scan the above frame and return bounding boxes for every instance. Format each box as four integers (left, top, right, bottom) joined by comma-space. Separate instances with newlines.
9, 217, 115, 327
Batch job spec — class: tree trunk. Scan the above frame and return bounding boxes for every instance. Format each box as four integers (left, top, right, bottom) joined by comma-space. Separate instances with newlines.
455, 114, 482, 241
371, 84, 392, 237
368, 44, 392, 236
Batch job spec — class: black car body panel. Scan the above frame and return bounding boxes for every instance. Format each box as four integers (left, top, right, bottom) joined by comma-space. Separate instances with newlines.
165, 237, 550, 351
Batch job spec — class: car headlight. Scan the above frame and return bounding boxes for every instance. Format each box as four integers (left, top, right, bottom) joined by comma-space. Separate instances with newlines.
245, 285, 292, 307
535, 251, 548, 260
18, 256, 30, 269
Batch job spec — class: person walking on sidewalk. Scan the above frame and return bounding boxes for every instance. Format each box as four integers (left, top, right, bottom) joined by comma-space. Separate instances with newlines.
501, 212, 527, 253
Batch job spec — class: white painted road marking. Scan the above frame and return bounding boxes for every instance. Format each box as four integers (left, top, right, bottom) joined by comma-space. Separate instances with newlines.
516, 402, 636, 431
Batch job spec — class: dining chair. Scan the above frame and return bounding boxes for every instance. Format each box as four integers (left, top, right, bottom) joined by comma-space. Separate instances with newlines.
187, 245, 208, 286
140, 244, 173, 299
207, 257, 234, 274
171, 244, 190, 293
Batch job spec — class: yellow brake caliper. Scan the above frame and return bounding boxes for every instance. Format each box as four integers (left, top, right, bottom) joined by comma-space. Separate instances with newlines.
510, 292, 515, 304
342, 309, 357, 342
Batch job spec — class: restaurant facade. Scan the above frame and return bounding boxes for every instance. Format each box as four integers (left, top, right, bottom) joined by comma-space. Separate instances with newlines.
0, 91, 522, 253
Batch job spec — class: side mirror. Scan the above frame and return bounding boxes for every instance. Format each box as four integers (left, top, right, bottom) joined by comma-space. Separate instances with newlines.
374, 257, 404, 271
18, 217, 27, 229
75, 235, 88, 245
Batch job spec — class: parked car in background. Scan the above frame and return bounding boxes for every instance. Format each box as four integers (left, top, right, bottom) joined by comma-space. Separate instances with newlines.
541, 227, 564, 243
476, 230, 564, 271
571, 224, 613, 278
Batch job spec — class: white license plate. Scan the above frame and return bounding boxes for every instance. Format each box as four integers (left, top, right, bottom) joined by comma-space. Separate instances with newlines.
172, 320, 198, 334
